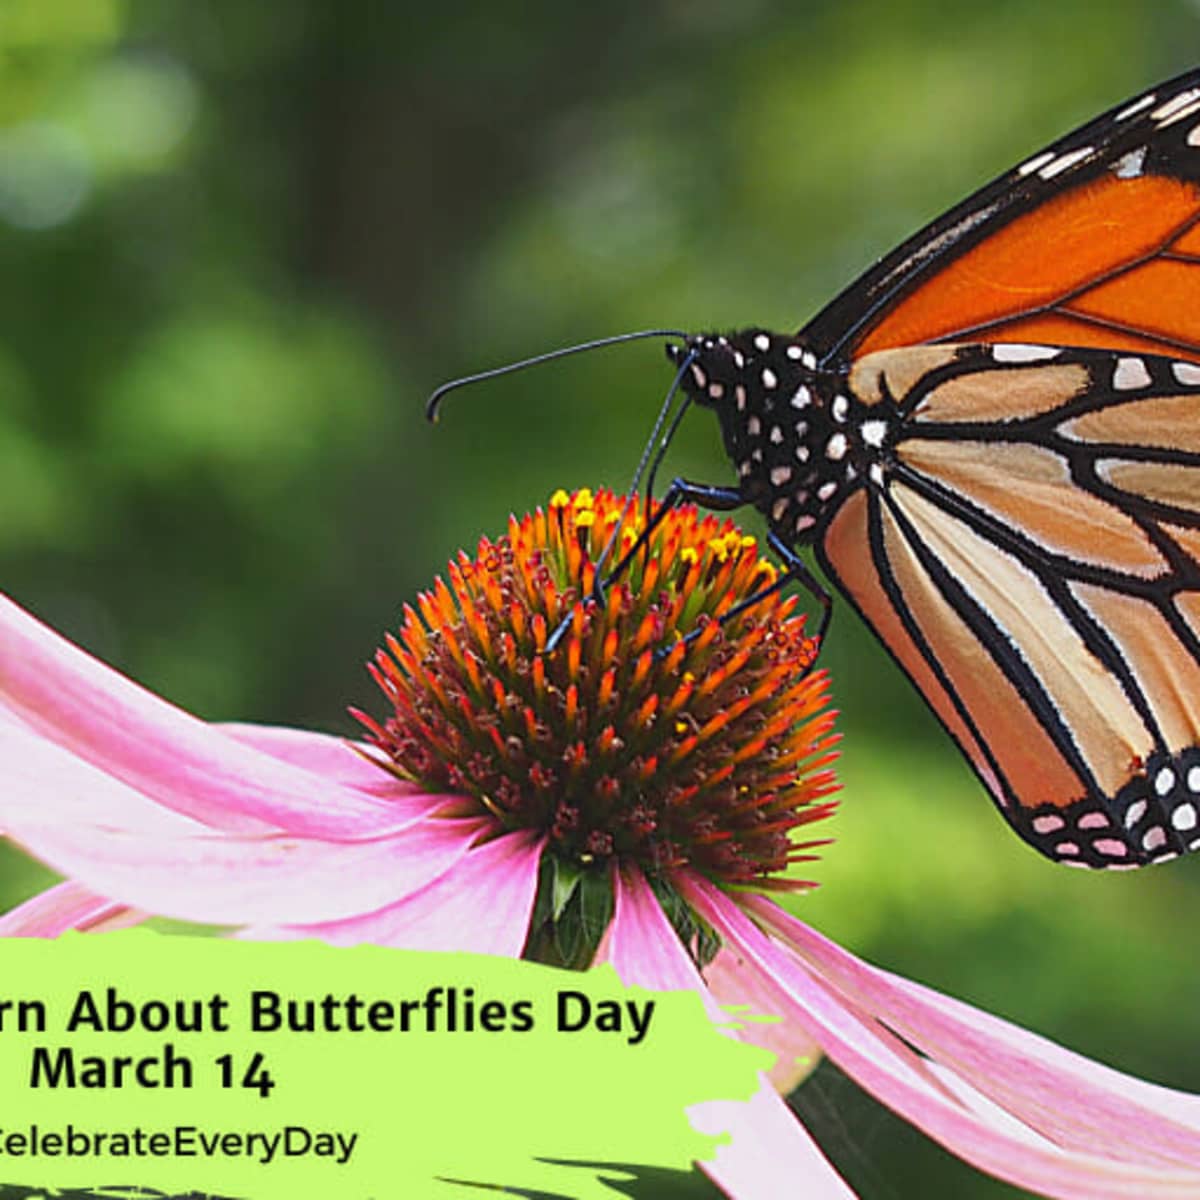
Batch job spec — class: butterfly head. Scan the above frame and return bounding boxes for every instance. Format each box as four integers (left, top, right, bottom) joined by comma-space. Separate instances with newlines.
668, 330, 857, 544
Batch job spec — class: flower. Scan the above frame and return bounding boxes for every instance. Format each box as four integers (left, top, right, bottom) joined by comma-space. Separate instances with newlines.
3, 488, 1200, 1198
354, 487, 839, 965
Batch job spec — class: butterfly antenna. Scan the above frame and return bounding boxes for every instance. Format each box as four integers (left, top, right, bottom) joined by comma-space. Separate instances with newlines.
592, 346, 697, 575
426, 328, 687, 422
644, 386, 694, 504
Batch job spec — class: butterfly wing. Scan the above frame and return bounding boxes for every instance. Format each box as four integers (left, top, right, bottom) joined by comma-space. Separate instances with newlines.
793, 71, 1200, 867
802, 69, 1200, 367
816, 342, 1200, 866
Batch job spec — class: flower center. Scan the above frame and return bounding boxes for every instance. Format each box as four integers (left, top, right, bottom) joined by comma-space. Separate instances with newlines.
358, 488, 839, 894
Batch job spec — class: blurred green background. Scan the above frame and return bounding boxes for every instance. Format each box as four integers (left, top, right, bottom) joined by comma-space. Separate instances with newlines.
1, 1, 1198, 1196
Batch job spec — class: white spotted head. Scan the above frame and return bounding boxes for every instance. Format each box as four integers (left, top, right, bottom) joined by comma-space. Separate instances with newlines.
667, 329, 862, 543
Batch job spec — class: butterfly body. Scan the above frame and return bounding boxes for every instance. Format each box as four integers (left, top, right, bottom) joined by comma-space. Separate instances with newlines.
670, 331, 860, 543
657, 70, 1200, 869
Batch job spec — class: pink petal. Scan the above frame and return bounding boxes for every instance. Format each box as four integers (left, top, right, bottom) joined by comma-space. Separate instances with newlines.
887, 969, 1200, 1131
219, 723, 444, 807
252, 830, 545, 952
600, 866, 711, 994
704, 944, 822, 1094
683, 876, 1200, 1199
693, 1079, 858, 1200
0, 881, 143, 936
599, 868, 855, 1198
6, 805, 493, 925
0, 717, 218, 835
0, 592, 413, 838
745, 894, 1200, 1166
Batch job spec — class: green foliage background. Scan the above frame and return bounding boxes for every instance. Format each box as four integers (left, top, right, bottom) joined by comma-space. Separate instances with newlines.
0, 2, 1197, 1196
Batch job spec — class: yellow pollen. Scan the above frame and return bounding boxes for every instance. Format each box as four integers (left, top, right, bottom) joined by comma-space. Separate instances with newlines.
680, 547, 699, 566
740, 535, 757, 549
549, 488, 571, 509
708, 537, 730, 562
756, 561, 779, 584
575, 510, 597, 528
573, 487, 595, 508
674, 720, 689, 734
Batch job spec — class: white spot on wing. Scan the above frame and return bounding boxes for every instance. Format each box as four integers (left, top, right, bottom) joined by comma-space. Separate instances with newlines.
1039, 146, 1094, 179
1017, 151, 1055, 177
992, 343, 1061, 363
1113, 147, 1146, 179
761, 367, 777, 389
770, 465, 792, 486
790, 386, 811, 410
1173, 803, 1197, 831
786, 344, 802, 360
825, 432, 848, 461
754, 334, 770, 352
1189, 124, 1200, 148
1173, 361, 1200, 385
1116, 93, 1155, 121
832, 394, 849, 422
769, 425, 783, 444
1154, 88, 1200, 126
1153, 88, 1200, 119
1113, 357, 1151, 390
861, 419, 888, 447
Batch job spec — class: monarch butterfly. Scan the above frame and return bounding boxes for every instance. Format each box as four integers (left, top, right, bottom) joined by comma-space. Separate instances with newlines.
656, 69, 1200, 871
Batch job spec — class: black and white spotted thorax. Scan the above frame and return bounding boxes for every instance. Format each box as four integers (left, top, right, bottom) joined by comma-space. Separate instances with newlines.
669, 329, 888, 543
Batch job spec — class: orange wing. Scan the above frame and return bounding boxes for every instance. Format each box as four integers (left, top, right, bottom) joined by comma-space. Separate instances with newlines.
858, 174, 1200, 359
802, 73, 1200, 366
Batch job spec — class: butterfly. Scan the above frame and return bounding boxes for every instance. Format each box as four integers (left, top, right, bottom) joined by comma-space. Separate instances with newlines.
664, 69, 1200, 870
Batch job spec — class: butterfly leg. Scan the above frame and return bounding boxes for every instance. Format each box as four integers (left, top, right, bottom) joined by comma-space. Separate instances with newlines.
652, 521, 830, 667
603, 476, 749, 587
719, 530, 832, 647
545, 478, 747, 654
